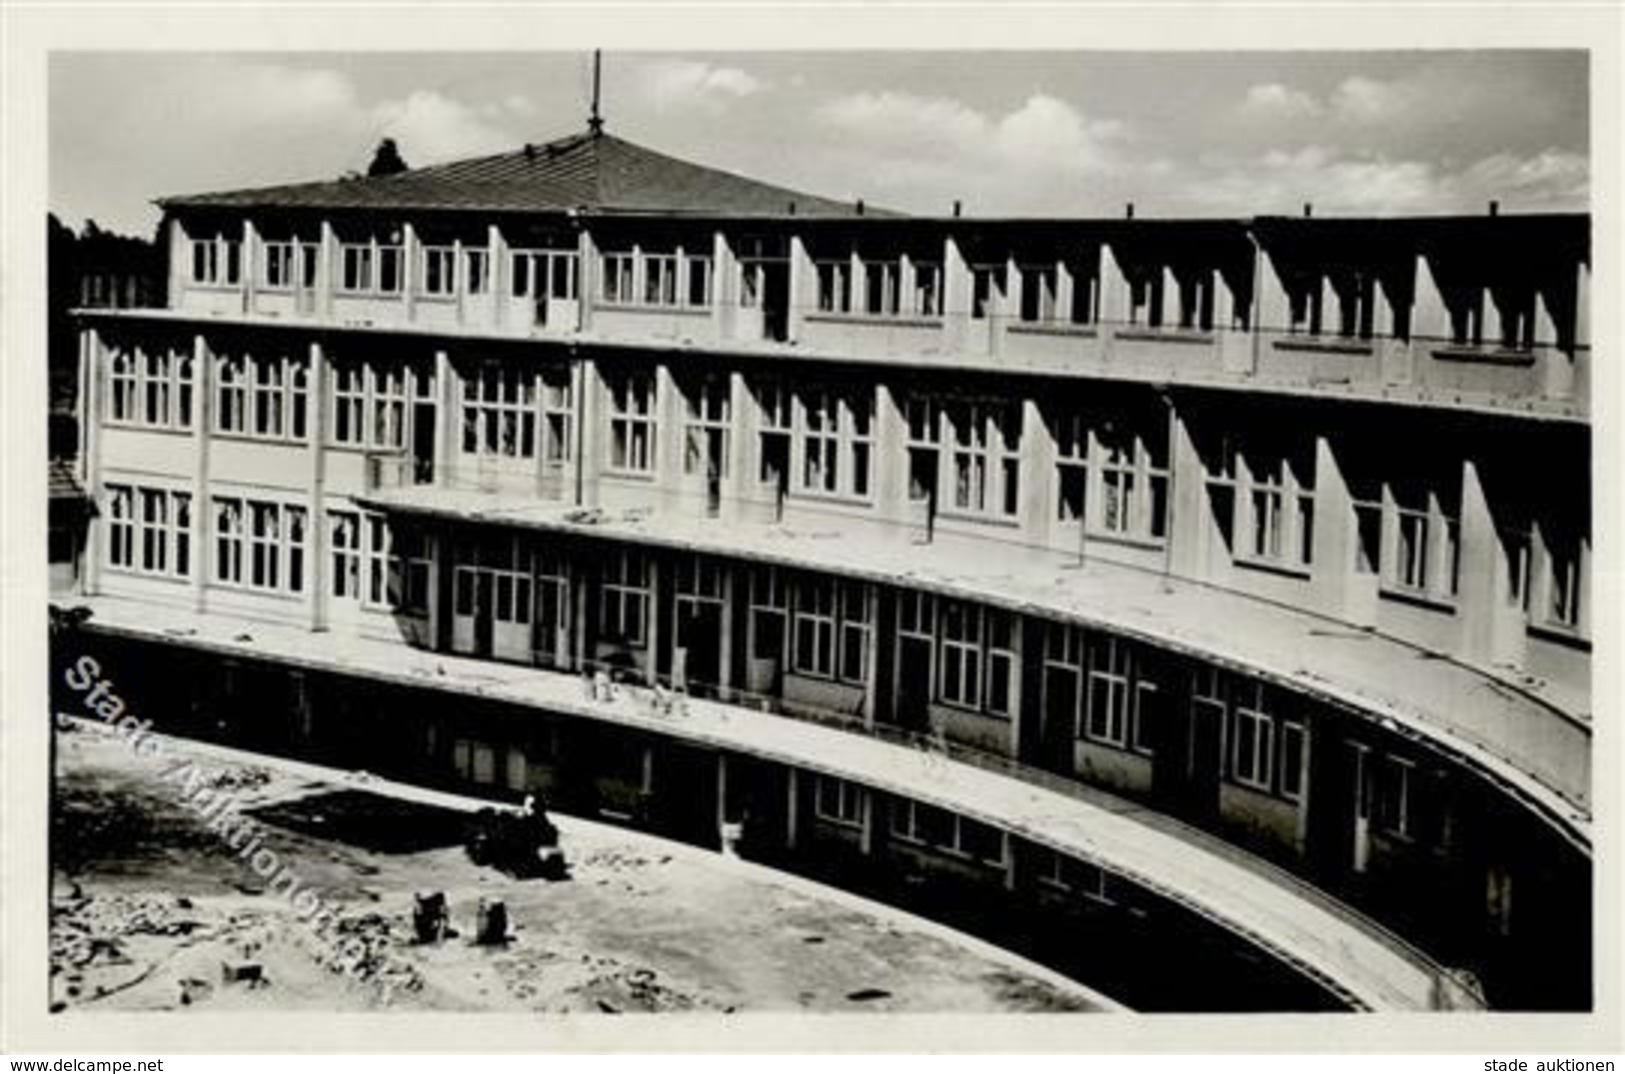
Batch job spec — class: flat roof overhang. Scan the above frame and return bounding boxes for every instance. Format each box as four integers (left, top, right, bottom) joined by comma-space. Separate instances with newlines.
355, 487, 1591, 856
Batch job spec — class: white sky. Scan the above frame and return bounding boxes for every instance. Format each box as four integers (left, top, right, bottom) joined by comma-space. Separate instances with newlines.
49, 50, 1589, 237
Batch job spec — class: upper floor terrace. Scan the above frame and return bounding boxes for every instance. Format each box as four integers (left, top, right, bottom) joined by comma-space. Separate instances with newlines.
152, 130, 1592, 423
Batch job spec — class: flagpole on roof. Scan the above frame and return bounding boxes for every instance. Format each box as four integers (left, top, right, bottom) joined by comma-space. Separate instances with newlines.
589, 50, 605, 136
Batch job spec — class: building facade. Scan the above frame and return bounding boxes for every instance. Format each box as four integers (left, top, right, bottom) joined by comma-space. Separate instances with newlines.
62, 129, 1592, 1011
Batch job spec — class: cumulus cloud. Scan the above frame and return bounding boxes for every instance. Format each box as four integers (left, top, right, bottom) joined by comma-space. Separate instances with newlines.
1182, 145, 1588, 216
1240, 82, 1322, 119
371, 91, 515, 163
633, 58, 767, 112
806, 90, 1127, 213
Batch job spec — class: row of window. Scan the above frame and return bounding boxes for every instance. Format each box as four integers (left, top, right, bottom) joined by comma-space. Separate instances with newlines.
104, 485, 424, 612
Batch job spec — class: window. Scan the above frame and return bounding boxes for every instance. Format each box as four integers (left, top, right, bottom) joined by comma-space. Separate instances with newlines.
601, 252, 635, 304
1036, 849, 1115, 904
756, 382, 793, 488
106, 486, 134, 569
1084, 636, 1132, 747
683, 377, 730, 478
1383, 482, 1460, 602
795, 387, 872, 500
862, 261, 901, 316
215, 355, 248, 435
215, 498, 304, 595
109, 348, 139, 423
1054, 412, 1089, 524
263, 241, 316, 290
370, 365, 407, 451
512, 249, 579, 300
1279, 720, 1306, 802
985, 611, 1015, 717
1019, 264, 1060, 323
461, 361, 523, 458
360, 516, 402, 606
599, 549, 650, 645
395, 527, 433, 614
541, 374, 573, 466
190, 236, 241, 287
890, 798, 955, 846
1096, 420, 1169, 542
331, 358, 419, 451
1221, 437, 1314, 571
947, 403, 1021, 518
792, 575, 837, 679
939, 600, 982, 709
750, 565, 788, 662
912, 262, 942, 317
816, 260, 852, 314
339, 239, 403, 295
108, 346, 194, 431
607, 368, 657, 474
1230, 680, 1274, 792
685, 254, 711, 307
839, 581, 871, 685
214, 499, 243, 585
105, 485, 190, 579
421, 247, 457, 296
464, 248, 489, 295
890, 800, 1007, 866
814, 776, 865, 828
1373, 753, 1413, 839
329, 510, 362, 600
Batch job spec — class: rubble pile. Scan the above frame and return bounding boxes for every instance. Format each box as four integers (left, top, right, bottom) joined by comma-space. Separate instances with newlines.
309, 911, 425, 998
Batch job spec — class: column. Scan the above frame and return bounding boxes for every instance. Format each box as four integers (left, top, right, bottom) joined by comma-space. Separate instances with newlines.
1308, 436, 1376, 627
1412, 255, 1451, 343
433, 349, 455, 486
874, 382, 910, 533
655, 362, 682, 512
787, 234, 812, 343
318, 220, 337, 320
1455, 459, 1526, 670
190, 333, 210, 612
425, 529, 446, 652
1099, 243, 1131, 325
306, 340, 328, 631
1165, 400, 1209, 582
725, 370, 752, 522
167, 217, 189, 311
1017, 395, 1052, 545
577, 357, 602, 508
712, 231, 736, 342
942, 235, 972, 354
488, 224, 507, 331
576, 226, 598, 333
240, 219, 258, 317
716, 752, 732, 854
80, 329, 104, 596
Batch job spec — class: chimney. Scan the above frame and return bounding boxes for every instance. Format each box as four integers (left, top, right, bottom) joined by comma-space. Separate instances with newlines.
1303, 202, 1313, 218
953, 200, 962, 218
1488, 200, 1500, 217
856, 199, 865, 217
1125, 202, 1135, 220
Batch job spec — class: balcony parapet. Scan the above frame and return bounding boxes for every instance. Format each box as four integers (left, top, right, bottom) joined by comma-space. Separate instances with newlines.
354, 485, 1591, 850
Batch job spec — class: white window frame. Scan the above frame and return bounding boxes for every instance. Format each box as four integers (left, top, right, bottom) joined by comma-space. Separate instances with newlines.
598, 548, 650, 646
189, 235, 242, 288
1230, 680, 1275, 793
791, 575, 837, 679
606, 369, 657, 475
814, 775, 866, 829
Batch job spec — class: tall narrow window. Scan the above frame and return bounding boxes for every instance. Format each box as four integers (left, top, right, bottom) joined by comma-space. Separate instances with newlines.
1084, 636, 1131, 747
938, 600, 982, 709
329, 510, 362, 600
792, 575, 837, 679
1230, 680, 1274, 792
106, 486, 134, 569
607, 369, 657, 474
599, 549, 650, 645
215, 355, 248, 435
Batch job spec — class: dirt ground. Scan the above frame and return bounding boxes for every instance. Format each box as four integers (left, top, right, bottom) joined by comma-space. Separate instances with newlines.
51, 723, 1107, 1014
